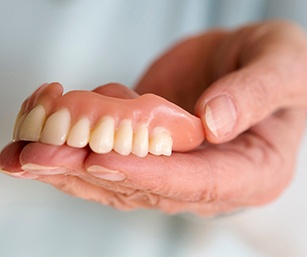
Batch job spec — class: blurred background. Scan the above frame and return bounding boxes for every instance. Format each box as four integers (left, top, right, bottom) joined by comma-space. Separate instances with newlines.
1, 1, 307, 256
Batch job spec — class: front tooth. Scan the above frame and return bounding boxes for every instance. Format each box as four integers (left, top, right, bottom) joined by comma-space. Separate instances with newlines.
114, 119, 133, 156
40, 108, 71, 145
149, 128, 173, 156
13, 109, 23, 141
132, 124, 149, 157
19, 105, 46, 141
13, 112, 27, 141
89, 116, 114, 154
67, 117, 90, 148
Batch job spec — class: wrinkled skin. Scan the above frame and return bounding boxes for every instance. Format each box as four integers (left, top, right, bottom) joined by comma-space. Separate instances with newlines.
1, 21, 307, 216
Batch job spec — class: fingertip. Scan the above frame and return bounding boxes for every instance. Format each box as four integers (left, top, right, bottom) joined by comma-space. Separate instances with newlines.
0, 141, 27, 172
45, 82, 64, 96
30, 82, 64, 109
92, 83, 140, 99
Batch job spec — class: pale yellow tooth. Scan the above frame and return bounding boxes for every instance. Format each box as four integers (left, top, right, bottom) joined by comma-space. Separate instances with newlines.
19, 105, 46, 141
13, 109, 23, 141
89, 116, 114, 154
40, 108, 71, 145
114, 119, 133, 156
13, 112, 27, 141
67, 117, 90, 148
132, 124, 149, 157
149, 128, 173, 156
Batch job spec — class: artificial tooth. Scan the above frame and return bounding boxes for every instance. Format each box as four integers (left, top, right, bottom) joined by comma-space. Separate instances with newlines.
114, 119, 133, 156
149, 128, 173, 156
89, 116, 115, 154
40, 108, 71, 145
12, 109, 23, 141
19, 105, 46, 141
13, 112, 27, 141
67, 117, 90, 148
132, 124, 149, 157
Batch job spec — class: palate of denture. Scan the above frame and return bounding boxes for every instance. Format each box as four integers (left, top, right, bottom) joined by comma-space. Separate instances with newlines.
13, 85, 205, 157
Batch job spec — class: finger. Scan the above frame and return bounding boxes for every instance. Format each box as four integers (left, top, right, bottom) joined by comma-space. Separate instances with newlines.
0, 141, 40, 179
1, 141, 89, 177
7, 141, 160, 210
0, 141, 27, 172
7, 141, 141, 197
92, 83, 139, 99
19, 142, 89, 175
195, 22, 307, 143
0, 141, 243, 214
84, 135, 283, 209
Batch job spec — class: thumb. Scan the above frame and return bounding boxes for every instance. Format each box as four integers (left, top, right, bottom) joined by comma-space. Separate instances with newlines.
195, 22, 307, 143
195, 21, 307, 143
195, 57, 307, 143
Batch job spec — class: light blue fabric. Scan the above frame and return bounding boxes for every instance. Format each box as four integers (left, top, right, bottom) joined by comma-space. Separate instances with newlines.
1, 1, 307, 256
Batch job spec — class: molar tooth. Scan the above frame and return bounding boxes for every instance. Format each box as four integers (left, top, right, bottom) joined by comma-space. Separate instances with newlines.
89, 116, 114, 154
19, 105, 46, 141
40, 108, 71, 146
149, 128, 173, 156
67, 117, 90, 148
132, 124, 149, 157
114, 119, 133, 156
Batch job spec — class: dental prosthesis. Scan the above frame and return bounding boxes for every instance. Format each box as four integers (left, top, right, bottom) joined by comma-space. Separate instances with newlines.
13, 83, 205, 157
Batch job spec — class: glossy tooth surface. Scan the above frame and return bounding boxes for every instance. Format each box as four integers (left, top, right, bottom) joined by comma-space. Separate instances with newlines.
67, 117, 90, 148
149, 128, 172, 156
40, 108, 71, 145
13, 112, 27, 141
19, 105, 46, 141
132, 124, 149, 157
89, 116, 114, 154
114, 119, 133, 156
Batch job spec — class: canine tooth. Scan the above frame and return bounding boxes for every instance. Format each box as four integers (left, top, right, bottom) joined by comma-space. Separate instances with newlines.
149, 128, 172, 156
132, 124, 149, 157
13, 112, 27, 141
19, 105, 46, 141
114, 119, 133, 156
67, 117, 90, 148
89, 116, 114, 154
40, 108, 71, 145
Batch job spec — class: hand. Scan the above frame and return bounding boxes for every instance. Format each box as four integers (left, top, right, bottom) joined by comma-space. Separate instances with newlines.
1, 21, 307, 216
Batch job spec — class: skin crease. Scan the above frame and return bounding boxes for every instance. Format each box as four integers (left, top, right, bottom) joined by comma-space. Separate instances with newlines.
13, 82, 205, 152
1, 20, 307, 216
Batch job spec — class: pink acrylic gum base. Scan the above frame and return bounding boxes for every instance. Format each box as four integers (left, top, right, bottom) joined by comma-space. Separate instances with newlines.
18, 83, 205, 152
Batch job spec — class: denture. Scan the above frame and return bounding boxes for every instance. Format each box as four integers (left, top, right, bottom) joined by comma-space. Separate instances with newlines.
13, 83, 205, 157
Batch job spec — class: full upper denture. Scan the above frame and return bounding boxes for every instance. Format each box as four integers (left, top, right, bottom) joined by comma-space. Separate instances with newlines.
13, 83, 205, 157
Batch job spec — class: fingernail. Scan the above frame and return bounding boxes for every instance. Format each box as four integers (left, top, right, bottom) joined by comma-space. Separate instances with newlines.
0, 168, 39, 179
204, 95, 237, 138
21, 163, 67, 175
87, 165, 126, 181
